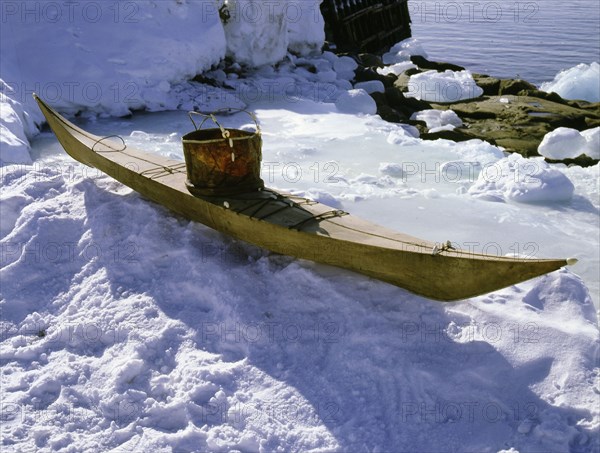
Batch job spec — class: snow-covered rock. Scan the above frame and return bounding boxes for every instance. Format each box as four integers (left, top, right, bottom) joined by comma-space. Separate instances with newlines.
581, 127, 600, 159
538, 127, 599, 160
410, 109, 463, 131
354, 80, 385, 94
468, 154, 575, 203
287, 0, 325, 56
538, 127, 588, 159
376, 61, 417, 77
406, 70, 484, 103
541, 62, 600, 102
335, 89, 377, 115
382, 37, 428, 65
333, 56, 358, 80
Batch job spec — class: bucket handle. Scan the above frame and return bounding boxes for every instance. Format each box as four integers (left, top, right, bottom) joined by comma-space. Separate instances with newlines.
188, 109, 261, 148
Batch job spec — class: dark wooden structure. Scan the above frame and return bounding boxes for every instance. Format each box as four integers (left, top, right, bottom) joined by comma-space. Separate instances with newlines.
321, 0, 412, 53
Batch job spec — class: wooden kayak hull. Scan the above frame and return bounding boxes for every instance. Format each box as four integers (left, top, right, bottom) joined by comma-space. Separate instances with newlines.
34, 94, 571, 301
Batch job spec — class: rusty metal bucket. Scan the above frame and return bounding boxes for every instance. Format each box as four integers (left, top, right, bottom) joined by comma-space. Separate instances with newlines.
182, 110, 264, 196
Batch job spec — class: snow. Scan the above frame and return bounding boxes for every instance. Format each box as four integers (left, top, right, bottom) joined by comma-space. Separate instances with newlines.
224, 0, 324, 67
376, 61, 417, 77
332, 56, 358, 80
334, 89, 377, 115
582, 127, 600, 159
468, 154, 575, 203
353, 80, 385, 94
0, 92, 33, 165
2, 7, 600, 453
538, 127, 597, 160
410, 108, 463, 132
406, 69, 484, 103
382, 37, 428, 65
541, 62, 600, 102
0, 0, 326, 164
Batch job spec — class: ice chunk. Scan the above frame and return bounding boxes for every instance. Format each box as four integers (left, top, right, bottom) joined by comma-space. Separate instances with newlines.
468, 154, 574, 203
581, 127, 600, 159
410, 109, 463, 131
538, 127, 588, 159
382, 37, 428, 64
541, 62, 600, 102
377, 61, 417, 76
406, 70, 483, 102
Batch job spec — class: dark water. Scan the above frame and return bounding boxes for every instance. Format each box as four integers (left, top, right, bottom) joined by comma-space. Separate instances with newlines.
410, 0, 600, 85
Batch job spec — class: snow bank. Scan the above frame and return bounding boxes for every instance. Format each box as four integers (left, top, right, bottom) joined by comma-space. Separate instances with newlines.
406, 70, 484, 103
468, 154, 575, 203
0, 0, 326, 164
287, 0, 325, 55
224, 0, 325, 66
0, 91, 34, 164
1, 1, 226, 116
538, 127, 600, 160
541, 62, 600, 102
410, 109, 463, 132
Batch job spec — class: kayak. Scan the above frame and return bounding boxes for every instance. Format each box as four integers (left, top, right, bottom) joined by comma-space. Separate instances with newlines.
34, 94, 574, 301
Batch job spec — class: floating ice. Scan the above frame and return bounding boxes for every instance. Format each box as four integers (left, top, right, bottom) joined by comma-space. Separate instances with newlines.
406, 70, 484, 103
541, 62, 600, 102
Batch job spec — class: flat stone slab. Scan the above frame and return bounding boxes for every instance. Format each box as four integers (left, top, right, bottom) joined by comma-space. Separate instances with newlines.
429, 94, 600, 158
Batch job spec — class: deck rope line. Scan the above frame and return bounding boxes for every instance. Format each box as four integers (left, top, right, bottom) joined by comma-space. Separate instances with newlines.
87, 129, 187, 179
432, 241, 456, 256
92, 135, 127, 153
51, 112, 184, 179
289, 210, 349, 230
59, 115, 454, 250
140, 163, 187, 180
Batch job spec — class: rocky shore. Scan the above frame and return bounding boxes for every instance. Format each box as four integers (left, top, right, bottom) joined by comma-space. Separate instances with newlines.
351, 52, 600, 167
